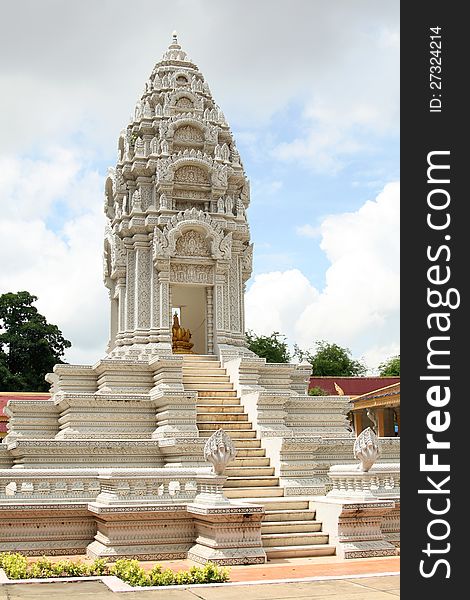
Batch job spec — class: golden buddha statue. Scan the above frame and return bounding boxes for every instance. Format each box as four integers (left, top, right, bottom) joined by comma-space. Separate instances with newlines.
171, 313, 194, 354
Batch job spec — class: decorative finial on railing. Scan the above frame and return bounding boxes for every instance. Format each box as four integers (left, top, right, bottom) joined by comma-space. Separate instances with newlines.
353, 427, 380, 472
203, 429, 237, 475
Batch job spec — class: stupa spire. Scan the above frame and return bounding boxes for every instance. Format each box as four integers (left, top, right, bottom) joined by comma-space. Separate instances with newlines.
103, 35, 253, 359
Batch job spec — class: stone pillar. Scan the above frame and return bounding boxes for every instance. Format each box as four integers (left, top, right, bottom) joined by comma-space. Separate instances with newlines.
135, 237, 151, 337
116, 277, 126, 338
158, 268, 171, 344
206, 286, 213, 355
125, 246, 136, 338
187, 474, 266, 565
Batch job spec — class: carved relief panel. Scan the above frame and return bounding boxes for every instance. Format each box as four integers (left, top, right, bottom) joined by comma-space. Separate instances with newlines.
175, 230, 211, 257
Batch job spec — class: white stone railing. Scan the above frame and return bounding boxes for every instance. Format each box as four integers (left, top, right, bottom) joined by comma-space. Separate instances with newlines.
0, 467, 217, 505
0, 468, 101, 502
93, 467, 209, 505
327, 463, 400, 500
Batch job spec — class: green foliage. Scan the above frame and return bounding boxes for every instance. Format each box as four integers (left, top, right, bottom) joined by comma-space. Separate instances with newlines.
378, 355, 400, 376
246, 330, 290, 363
0, 552, 28, 579
0, 553, 229, 587
294, 340, 366, 376
308, 386, 329, 396
0, 291, 71, 391
110, 559, 148, 587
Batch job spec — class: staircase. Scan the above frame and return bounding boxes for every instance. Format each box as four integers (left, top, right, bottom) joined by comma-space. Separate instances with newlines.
182, 354, 336, 559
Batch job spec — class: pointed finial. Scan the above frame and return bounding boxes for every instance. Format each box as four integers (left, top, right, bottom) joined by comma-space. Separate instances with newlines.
172, 30, 178, 44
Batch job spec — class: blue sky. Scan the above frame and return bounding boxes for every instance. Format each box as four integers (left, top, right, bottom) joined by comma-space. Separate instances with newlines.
0, 1, 399, 370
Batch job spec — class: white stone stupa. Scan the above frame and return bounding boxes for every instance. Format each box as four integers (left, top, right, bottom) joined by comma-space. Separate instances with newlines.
0, 34, 399, 562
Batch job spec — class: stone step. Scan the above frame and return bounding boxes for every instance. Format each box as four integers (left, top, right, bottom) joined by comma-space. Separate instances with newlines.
225, 466, 275, 477
263, 509, 315, 522
197, 404, 244, 413
197, 412, 248, 422
198, 429, 257, 439
198, 391, 238, 398
182, 361, 222, 369
196, 398, 241, 406
261, 521, 322, 534
262, 532, 329, 548
183, 368, 226, 376
183, 373, 230, 381
240, 498, 310, 511
231, 457, 270, 467
265, 545, 336, 559
233, 446, 264, 455
197, 421, 252, 431
185, 383, 234, 391
224, 487, 284, 499
224, 476, 280, 488
182, 355, 218, 361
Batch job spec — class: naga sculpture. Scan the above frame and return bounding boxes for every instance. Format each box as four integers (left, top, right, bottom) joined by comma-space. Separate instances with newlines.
203, 428, 237, 475
353, 426, 380, 472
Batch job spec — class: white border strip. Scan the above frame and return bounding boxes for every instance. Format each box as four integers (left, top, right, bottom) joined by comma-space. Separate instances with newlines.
0, 569, 399, 593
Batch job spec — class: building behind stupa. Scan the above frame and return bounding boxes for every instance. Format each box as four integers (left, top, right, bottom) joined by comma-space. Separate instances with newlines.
0, 35, 399, 563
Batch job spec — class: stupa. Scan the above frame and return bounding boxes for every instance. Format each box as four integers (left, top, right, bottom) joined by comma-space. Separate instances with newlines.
0, 34, 399, 562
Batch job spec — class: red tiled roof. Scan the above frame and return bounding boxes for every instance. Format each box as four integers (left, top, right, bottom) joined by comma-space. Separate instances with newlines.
309, 377, 400, 396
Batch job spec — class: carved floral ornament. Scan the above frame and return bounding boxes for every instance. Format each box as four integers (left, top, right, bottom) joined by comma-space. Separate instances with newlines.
152, 208, 232, 261
169, 90, 202, 111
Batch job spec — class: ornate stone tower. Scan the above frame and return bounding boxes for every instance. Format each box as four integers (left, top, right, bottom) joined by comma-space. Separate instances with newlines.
103, 33, 253, 359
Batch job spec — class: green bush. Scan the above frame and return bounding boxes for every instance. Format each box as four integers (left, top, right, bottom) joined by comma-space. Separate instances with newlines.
0, 552, 229, 587
110, 559, 148, 587
0, 553, 28, 579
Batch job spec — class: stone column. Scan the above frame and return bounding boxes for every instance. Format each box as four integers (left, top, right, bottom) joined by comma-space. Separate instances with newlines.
206, 286, 213, 355
116, 277, 126, 338
158, 268, 171, 344
135, 237, 151, 337
109, 292, 118, 351
125, 246, 136, 339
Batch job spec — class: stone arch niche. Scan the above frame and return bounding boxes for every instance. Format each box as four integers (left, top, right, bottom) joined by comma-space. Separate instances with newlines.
169, 225, 215, 354
169, 90, 203, 114
173, 124, 204, 149
172, 162, 211, 212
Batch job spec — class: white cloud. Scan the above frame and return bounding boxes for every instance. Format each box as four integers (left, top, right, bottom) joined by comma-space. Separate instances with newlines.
296, 224, 321, 238
0, 2, 399, 371
0, 150, 108, 365
246, 182, 400, 370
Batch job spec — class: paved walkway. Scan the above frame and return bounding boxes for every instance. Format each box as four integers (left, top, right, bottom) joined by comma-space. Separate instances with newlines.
0, 574, 400, 599
1, 556, 400, 599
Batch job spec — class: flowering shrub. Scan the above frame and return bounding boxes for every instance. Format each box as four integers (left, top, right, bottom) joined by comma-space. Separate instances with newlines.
0, 552, 229, 586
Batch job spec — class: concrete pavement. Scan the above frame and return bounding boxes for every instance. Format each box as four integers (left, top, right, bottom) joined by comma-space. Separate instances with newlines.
0, 574, 399, 599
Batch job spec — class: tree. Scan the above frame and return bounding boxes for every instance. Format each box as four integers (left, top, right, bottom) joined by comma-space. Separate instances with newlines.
246, 331, 290, 363
0, 291, 71, 391
379, 355, 400, 376
308, 386, 329, 396
294, 340, 366, 376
